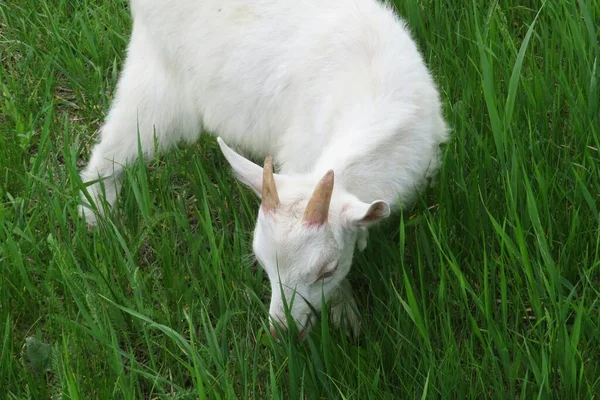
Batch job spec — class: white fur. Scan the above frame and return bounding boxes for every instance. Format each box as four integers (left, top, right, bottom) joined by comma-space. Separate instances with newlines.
79, 0, 448, 337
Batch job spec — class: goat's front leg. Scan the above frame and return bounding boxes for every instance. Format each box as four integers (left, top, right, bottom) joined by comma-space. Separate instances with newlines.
357, 227, 369, 251
329, 278, 360, 339
79, 23, 199, 226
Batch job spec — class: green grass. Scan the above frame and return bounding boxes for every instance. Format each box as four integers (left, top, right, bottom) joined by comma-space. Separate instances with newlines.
1, 0, 599, 398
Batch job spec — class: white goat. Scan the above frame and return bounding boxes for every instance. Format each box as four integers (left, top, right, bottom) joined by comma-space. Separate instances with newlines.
79, 0, 448, 338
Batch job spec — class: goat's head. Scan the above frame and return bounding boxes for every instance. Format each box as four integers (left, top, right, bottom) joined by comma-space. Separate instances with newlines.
217, 138, 390, 337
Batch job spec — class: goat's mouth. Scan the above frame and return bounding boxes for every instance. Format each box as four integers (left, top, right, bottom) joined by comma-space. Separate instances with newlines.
270, 312, 317, 341
298, 312, 318, 340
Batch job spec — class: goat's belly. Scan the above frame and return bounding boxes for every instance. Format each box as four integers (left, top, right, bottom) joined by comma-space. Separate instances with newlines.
180, 48, 305, 158
197, 92, 290, 159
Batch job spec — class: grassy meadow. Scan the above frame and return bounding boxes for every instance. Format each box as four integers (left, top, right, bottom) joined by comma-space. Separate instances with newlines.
1, 0, 599, 398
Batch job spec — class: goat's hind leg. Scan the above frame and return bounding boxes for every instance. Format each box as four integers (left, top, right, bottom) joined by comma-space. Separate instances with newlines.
78, 25, 198, 226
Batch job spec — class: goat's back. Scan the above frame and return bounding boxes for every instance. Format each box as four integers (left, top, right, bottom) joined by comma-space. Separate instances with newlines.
128, 0, 447, 205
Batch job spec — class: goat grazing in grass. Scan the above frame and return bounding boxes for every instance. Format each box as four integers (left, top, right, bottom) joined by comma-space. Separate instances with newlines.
79, 0, 448, 338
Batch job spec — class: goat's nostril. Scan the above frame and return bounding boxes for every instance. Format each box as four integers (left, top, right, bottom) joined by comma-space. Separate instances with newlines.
269, 325, 278, 340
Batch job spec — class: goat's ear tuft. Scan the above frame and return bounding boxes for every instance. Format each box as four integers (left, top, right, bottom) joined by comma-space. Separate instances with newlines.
343, 199, 390, 227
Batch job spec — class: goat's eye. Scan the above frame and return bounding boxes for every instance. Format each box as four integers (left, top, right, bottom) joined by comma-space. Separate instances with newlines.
321, 269, 336, 279
317, 262, 338, 282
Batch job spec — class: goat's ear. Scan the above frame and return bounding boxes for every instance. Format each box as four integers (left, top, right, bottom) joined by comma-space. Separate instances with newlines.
217, 137, 264, 197
342, 199, 390, 227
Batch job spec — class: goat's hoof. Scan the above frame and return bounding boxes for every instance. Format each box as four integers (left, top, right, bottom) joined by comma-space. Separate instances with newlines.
78, 202, 98, 228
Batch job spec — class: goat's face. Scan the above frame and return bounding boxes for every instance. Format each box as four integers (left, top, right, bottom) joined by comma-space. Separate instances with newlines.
218, 138, 390, 337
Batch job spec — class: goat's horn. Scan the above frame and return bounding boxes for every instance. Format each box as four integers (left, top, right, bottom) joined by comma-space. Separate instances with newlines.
262, 156, 280, 211
303, 170, 334, 225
